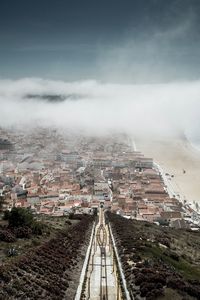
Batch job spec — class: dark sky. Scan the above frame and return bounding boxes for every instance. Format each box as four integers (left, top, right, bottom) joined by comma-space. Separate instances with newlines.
0, 0, 200, 82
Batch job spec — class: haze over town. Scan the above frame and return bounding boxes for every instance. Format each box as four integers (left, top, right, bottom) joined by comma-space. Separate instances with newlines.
0, 78, 200, 144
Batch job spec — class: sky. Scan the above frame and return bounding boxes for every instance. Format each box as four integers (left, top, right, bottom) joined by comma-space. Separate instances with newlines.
0, 0, 200, 142
0, 0, 200, 82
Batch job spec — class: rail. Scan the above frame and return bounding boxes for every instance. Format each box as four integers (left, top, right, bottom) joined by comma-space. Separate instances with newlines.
97, 208, 108, 300
108, 223, 132, 300
74, 222, 96, 300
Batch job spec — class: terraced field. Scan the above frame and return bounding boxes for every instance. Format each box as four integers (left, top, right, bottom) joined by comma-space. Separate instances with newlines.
107, 212, 200, 300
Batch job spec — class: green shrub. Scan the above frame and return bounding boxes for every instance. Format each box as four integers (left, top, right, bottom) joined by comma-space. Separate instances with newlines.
3, 210, 11, 220
6, 207, 34, 228
31, 222, 44, 235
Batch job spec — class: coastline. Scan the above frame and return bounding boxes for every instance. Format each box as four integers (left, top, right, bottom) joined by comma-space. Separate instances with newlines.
190, 141, 200, 153
135, 136, 200, 204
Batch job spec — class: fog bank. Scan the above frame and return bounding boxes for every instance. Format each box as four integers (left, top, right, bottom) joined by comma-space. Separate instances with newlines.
0, 78, 199, 142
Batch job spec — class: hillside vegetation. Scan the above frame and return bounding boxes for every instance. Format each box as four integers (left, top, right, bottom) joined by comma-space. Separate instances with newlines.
0, 213, 94, 299
107, 212, 200, 300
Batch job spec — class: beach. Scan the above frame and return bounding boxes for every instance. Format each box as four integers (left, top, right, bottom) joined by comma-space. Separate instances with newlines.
135, 137, 200, 204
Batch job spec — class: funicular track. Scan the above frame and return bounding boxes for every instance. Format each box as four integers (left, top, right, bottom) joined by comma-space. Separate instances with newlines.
96, 211, 108, 300
76, 207, 131, 300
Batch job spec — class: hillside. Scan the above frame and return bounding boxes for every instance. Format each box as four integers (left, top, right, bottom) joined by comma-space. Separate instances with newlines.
0, 214, 94, 299
107, 212, 200, 300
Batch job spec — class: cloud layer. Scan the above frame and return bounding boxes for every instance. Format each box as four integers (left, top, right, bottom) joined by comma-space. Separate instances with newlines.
0, 78, 199, 142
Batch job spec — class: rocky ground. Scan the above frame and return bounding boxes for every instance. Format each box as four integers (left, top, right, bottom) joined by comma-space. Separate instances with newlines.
0, 214, 94, 299
107, 212, 200, 300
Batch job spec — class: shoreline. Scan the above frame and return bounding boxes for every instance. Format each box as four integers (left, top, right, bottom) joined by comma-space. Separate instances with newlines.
189, 141, 200, 153
135, 136, 200, 204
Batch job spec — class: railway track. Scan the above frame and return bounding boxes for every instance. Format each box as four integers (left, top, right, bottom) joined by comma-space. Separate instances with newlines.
97, 209, 108, 300
76, 207, 130, 300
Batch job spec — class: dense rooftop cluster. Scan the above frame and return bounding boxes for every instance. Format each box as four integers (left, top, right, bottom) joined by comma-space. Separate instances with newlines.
0, 127, 199, 230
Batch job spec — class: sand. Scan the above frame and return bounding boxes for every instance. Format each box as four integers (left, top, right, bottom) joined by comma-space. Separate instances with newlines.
135, 137, 200, 204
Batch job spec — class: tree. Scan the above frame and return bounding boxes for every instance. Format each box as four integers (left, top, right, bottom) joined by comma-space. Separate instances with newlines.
0, 195, 4, 213
5, 207, 34, 228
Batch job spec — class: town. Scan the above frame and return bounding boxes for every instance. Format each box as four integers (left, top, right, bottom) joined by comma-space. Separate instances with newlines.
0, 127, 199, 231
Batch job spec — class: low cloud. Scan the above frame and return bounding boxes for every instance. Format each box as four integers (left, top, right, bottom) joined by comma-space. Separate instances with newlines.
0, 78, 199, 142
